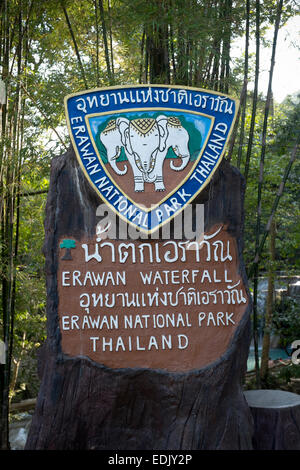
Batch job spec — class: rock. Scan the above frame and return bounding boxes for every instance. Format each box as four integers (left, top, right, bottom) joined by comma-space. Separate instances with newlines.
289, 280, 300, 302
9, 413, 33, 450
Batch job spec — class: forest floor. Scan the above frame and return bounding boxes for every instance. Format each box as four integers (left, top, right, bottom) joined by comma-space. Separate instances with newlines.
244, 359, 300, 393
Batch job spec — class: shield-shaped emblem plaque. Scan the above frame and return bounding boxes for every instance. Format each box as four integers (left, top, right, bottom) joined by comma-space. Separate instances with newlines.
64, 85, 238, 233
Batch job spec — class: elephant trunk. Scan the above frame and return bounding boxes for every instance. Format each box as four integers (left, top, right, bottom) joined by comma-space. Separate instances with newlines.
134, 151, 156, 182
170, 155, 190, 171
144, 172, 156, 183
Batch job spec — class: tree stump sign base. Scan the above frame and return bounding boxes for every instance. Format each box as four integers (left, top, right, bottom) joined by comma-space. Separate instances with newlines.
244, 389, 300, 450
25, 86, 254, 450
24, 145, 254, 450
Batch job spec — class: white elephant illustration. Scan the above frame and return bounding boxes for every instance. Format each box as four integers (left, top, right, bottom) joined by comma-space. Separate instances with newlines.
99, 119, 128, 176
151, 115, 191, 191
99, 115, 190, 192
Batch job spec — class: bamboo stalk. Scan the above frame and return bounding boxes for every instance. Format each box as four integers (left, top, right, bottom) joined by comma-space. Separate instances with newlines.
244, 0, 260, 184
249, 133, 299, 278
108, 0, 114, 81
219, 0, 232, 93
0, 0, 11, 450
139, 28, 146, 84
248, 136, 299, 385
6, 7, 24, 397
8, 0, 33, 77
98, 0, 113, 84
60, 0, 88, 89
252, 0, 283, 387
236, 0, 249, 170
94, 0, 100, 87
225, 79, 247, 162
260, 218, 276, 382
169, 22, 176, 81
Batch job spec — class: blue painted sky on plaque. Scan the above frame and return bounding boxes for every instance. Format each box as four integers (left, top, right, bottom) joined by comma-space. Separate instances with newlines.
64, 86, 238, 233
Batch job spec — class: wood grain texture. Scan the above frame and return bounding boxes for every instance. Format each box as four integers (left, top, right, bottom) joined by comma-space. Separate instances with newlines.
25, 146, 254, 450
245, 390, 300, 450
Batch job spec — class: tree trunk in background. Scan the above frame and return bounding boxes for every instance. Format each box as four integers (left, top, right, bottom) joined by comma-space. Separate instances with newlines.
146, 3, 170, 84
251, 0, 283, 387
244, 0, 260, 185
219, 0, 232, 93
60, 0, 88, 89
0, 0, 31, 449
250, 134, 300, 272
94, 0, 100, 87
98, 0, 113, 85
260, 219, 276, 383
236, 0, 249, 170
0, 0, 11, 449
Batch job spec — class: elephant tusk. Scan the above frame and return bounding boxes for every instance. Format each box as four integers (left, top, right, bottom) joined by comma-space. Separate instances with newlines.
170, 155, 190, 172
111, 146, 120, 160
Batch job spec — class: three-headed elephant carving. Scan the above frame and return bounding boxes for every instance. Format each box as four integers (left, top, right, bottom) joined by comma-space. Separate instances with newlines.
99, 115, 191, 192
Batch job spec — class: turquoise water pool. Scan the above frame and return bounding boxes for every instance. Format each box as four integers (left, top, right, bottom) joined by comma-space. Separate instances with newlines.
247, 348, 291, 371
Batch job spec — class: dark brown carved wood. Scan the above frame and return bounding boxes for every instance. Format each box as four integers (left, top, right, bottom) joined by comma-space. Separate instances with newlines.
25, 146, 254, 450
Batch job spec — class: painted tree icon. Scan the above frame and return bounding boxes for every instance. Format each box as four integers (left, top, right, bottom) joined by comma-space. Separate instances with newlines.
60, 239, 76, 260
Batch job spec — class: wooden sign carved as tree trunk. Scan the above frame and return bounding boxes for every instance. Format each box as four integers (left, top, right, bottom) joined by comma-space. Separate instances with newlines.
26, 84, 253, 450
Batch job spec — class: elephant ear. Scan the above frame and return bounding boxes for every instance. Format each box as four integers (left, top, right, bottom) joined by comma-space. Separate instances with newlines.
156, 115, 169, 152
116, 117, 133, 155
